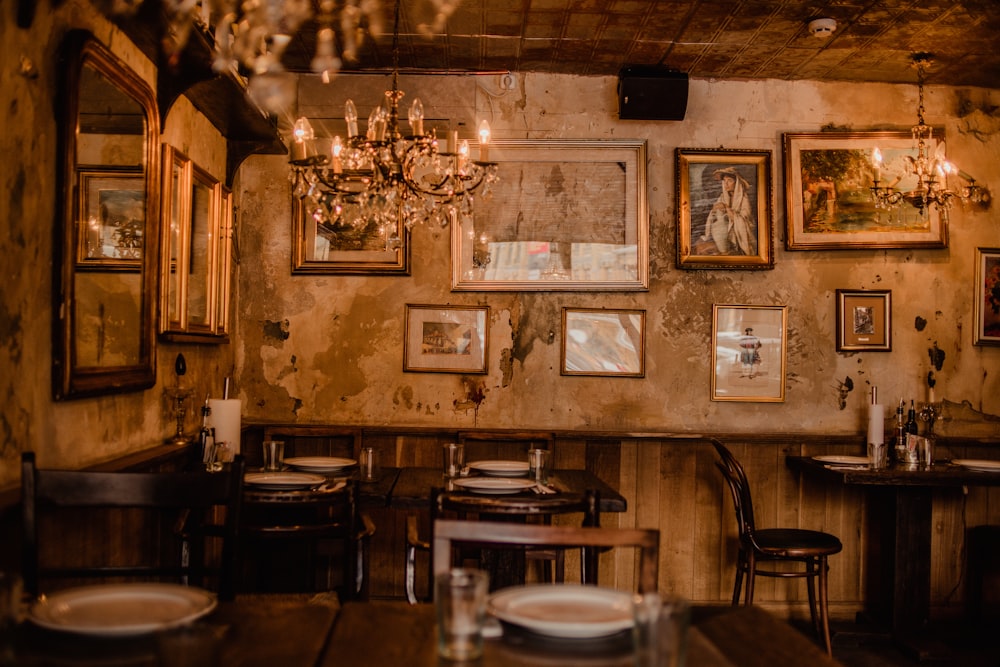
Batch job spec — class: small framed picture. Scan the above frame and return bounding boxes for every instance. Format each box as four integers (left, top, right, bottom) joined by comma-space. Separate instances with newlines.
76, 169, 145, 269
675, 148, 774, 270
974, 247, 1000, 346
711, 304, 787, 402
561, 308, 645, 377
836, 289, 892, 351
403, 304, 489, 374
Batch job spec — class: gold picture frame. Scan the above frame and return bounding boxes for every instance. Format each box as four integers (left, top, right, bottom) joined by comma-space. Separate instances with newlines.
403, 304, 489, 374
711, 304, 787, 402
76, 169, 144, 270
783, 132, 947, 250
560, 308, 645, 377
451, 139, 648, 291
974, 247, 1000, 347
836, 289, 891, 351
675, 148, 774, 270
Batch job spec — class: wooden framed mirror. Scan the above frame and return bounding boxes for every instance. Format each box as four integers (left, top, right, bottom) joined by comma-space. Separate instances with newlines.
160, 145, 232, 341
54, 32, 160, 399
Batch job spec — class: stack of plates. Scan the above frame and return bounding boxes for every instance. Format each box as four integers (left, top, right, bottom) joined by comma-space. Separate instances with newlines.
244, 472, 326, 490
812, 455, 870, 467
28, 583, 217, 636
283, 457, 357, 474
953, 459, 1000, 473
488, 584, 634, 639
467, 460, 530, 477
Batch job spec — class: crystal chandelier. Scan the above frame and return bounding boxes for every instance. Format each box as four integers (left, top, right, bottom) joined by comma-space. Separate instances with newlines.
870, 54, 989, 218
287, 0, 498, 241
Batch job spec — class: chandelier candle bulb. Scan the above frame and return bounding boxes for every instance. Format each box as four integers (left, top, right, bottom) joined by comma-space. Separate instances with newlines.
477, 120, 491, 161
345, 100, 358, 138
409, 99, 424, 136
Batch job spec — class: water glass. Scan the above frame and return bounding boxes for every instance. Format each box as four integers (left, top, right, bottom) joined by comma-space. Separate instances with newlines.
528, 448, 550, 484
359, 446, 378, 481
867, 441, 887, 470
435, 568, 489, 661
443, 443, 465, 478
262, 440, 285, 471
633, 592, 690, 667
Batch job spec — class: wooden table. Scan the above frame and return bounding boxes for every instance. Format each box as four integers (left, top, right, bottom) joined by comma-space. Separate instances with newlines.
390, 466, 627, 513
320, 600, 843, 667
786, 455, 1000, 657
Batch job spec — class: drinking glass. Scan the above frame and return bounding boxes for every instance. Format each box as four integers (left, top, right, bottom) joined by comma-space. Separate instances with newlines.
633, 592, 690, 667
528, 448, 550, 484
435, 568, 489, 661
262, 440, 285, 471
443, 443, 464, 478
359, 446, 378, 481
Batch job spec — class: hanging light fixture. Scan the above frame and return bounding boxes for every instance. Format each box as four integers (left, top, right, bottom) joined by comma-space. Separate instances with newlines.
287, 0, 498, 243
870, 53, 988, 219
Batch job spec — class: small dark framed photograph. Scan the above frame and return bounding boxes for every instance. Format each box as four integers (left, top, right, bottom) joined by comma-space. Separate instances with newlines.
836, 289, 891, 351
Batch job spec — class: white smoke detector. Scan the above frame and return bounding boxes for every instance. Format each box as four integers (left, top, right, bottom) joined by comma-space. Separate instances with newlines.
808, 18, 837, 38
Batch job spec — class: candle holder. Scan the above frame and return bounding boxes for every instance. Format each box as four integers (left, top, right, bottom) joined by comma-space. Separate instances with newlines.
918, 402, 942, 437
164, 385, 194, 445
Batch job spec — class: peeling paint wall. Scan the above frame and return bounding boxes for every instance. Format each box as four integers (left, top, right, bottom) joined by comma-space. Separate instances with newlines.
237, 73, 1000, 438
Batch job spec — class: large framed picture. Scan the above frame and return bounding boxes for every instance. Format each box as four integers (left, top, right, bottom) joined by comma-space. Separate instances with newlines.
291, 196, 410, 275
836, 289, 892, 351
783, 132, 947, 250
711, 304, 787, 402
451, 139, 648, 291
76, 169, 145, 269
974, 247, 1000, 346
675, 148, 774, 270
561, 308, 645, 377
403, 304, 489, 374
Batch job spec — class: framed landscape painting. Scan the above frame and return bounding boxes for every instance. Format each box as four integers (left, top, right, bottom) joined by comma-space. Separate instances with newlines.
783, 132, 948, 250
403, 304, 489, 373
560, 308, 645, 377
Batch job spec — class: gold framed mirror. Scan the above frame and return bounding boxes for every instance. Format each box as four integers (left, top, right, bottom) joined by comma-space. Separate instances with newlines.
54, 32, 159, 399
160, 145, 232, 341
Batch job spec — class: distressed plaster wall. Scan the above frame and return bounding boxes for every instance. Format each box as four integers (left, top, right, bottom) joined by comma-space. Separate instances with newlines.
0, 1, 234, 487
236, 72, 1000, 437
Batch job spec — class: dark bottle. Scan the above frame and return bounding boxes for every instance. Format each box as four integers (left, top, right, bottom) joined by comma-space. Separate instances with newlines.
905, 399, 919, 436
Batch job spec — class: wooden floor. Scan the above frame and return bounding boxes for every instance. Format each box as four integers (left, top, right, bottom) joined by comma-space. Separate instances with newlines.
816, 618, 1000, 667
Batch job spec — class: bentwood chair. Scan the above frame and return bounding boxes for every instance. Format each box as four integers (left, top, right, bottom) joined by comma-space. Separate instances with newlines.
21, 451, 245, 601
432, 519, 660, 594
711, 439, 842, 655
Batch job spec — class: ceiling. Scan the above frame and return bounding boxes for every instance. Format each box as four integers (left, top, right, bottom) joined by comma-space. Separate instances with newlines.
278, 0, 1000, 89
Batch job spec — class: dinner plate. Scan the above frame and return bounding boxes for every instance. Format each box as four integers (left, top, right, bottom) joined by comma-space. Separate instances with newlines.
244, 471, 326, 490
467, 460, 530, 477
451, 477, 537, 495
283, 457, 357, 473
488, 584, 634, 639
953, 459, 1000, 472
28, 583, 217, 637
813, 455, 870, 466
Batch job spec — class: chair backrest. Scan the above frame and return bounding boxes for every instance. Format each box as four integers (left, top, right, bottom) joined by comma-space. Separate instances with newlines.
256, 426, 361, 468
432, 518, 660, 593
21, 451, 245, 600
713, 446, 758, 542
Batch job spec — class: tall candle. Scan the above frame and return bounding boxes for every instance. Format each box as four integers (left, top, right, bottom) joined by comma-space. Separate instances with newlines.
207, 398, 242, 458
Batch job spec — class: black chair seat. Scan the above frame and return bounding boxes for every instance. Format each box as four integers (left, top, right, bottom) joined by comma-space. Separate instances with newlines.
752, 528, 843, 557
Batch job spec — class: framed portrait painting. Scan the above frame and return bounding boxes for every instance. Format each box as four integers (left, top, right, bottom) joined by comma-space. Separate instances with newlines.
711, 304, 787, 402
675, 148, 774, 270
836, 289, 891, 351
561, 308, 645, 377
403, 304, 489, 373
783, 132, 947, 250
974, 247, 1000, 346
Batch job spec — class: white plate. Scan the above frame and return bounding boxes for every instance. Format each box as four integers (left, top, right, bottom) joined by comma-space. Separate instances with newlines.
244, 471, 326, 489
953, 459, 1000, 472
283, 457, 357, 473
28, 583, 217, 637
813, 455, 870, 466
451, 477, 537, 495
488, 584, 634, 638
467, 460, 530, 477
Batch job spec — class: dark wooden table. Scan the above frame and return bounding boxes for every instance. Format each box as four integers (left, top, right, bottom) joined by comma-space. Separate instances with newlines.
319, 600, 843, 667
786, 455, 1000, 657
390, 466, 627, 513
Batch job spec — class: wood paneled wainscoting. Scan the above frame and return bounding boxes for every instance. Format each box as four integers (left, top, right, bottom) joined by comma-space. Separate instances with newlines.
3, 429, 998, 625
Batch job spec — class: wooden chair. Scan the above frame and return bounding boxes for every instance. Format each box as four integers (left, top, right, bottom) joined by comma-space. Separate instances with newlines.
711, 439, 842, 655
21, 451, 245, 601
457, 430, 554, 463
432, 519, 660, 594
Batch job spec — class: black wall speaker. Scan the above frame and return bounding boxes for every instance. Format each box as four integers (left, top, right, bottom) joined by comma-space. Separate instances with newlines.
617, 67, 689, 121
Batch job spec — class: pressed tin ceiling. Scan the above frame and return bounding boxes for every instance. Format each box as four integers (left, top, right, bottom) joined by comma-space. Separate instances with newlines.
277, 0, 1000, 89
